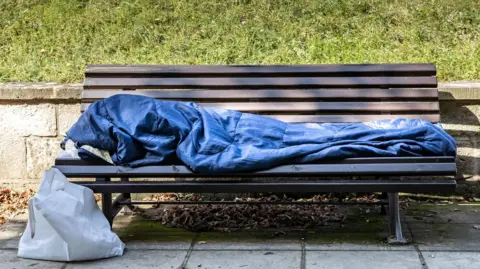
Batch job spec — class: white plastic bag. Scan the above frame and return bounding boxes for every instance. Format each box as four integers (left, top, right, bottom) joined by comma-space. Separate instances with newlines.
18, 168, 125, 261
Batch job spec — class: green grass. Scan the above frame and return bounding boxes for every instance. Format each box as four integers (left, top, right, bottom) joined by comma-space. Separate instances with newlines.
0, 0, 479, 82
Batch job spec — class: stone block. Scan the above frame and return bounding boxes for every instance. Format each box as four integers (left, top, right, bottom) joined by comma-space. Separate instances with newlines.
0, 104, 56, 137
26, 137, 62, 179
0, 82, 81, 100
52, 84, 82, 100
0, 87, 54, 100
57, 104, 81, 135
0, 138, 26, 179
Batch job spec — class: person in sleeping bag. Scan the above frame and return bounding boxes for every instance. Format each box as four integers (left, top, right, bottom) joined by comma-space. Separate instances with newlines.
62, 94, 456, 173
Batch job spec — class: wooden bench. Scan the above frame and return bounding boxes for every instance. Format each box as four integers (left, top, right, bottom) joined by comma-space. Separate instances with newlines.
54, 64, 457, 243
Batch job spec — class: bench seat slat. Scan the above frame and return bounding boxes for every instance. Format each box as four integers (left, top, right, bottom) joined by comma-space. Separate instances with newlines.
54, 162, 456, 177
83, 76, 438, 89
71, 180, 456, 194
82, 89, 439, 102
85, 64, 437, 76
54, 155, 456, 166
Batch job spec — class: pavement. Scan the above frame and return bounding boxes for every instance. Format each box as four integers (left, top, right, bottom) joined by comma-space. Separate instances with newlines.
1, 201, 480, 269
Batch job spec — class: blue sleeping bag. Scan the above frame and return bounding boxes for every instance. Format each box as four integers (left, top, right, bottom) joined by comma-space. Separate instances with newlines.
63, 95, 456, 172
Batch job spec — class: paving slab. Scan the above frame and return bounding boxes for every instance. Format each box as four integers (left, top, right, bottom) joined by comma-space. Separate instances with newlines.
0, 220, 25, 241
306, 250, 422, 269
0, 250, 65, 269
66, 250, 187, 269
193, 241, 301, 251
0, 236, 193, 252
0, 238, 19, 249
124, 241, 193, 250
193, 231, 302, 250
305, 242, 415, 251
0, 214, 27, 250
186, 249, 301, 269
422, 251, 480, 269
303, 212, 411, 248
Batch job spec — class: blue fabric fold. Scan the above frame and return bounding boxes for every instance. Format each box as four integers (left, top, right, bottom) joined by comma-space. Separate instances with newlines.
63, 95, 456, 172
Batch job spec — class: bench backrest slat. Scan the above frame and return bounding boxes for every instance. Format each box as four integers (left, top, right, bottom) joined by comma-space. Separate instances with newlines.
85, 64, 437, 76
84, 76, 437, 89
82, 64, 439, 123
81, 101, 439, 112
82, 89, 439, 102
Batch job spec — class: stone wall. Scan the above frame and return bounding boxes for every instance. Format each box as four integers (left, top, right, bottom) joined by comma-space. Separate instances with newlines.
0, 83, 81, 188
1, 82, 480, 196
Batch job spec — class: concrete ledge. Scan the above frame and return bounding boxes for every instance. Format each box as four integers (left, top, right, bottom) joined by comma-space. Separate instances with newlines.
0, 83, 81, 101
439, 82, 480, 101
1, 82, 480, 101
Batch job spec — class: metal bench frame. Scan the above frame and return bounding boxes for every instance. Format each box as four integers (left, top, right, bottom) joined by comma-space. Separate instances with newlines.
53, 64, 457, 244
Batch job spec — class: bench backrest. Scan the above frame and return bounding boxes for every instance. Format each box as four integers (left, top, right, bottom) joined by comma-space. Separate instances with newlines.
82, 64, 439, 123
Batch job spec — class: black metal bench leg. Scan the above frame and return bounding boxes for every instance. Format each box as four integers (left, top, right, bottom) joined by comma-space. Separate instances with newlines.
102, 193, 113, 227
109, 178, 134, 223
98, 177, 134, 228
387, 192, 407, 244
97, 177, 114, 227
379, 192, 388, 215
120, 177, 134, 212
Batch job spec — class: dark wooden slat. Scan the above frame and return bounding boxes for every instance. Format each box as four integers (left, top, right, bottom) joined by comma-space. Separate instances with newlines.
54, 155, 455, 166
200, 101, 439, 112
82, 88, 439, 102
71, 180, 456, 194
54, 162, 457, 177
81, 101, 439, 113
86, 64, 437, 77
267, 114, 440, 123
79, 102, 440, 122
83, 76, 438, 89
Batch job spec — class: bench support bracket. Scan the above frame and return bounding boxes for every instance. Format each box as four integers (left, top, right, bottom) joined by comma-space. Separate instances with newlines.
387, 192, 407, 244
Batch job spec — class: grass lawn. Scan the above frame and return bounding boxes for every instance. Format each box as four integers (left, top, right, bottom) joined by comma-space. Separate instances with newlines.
0, 0, 479, 82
